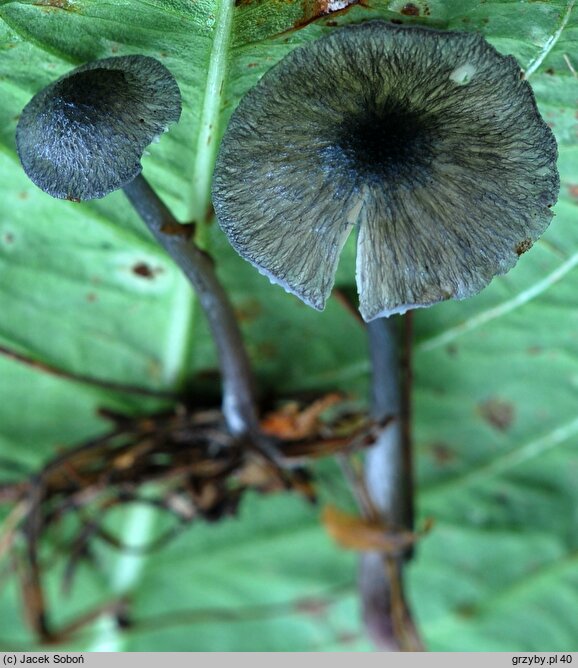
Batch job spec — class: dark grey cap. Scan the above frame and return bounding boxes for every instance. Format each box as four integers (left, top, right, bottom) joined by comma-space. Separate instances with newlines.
16, 55, 181, 201
212, 21, 559, 321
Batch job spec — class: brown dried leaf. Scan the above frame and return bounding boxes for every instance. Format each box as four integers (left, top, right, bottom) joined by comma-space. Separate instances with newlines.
322, 505, 418, 554
261, 393, 343, 440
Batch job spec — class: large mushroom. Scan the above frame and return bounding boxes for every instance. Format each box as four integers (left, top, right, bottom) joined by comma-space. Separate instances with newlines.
212, 21, 559, 649
212, 21, 559, 321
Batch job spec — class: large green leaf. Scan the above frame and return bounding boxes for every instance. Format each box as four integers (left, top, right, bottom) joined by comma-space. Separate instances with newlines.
0, 0, 577, 651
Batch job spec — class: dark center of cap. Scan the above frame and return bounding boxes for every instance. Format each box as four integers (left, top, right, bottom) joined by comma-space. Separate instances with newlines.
332, 102, 435, 183
54, 68, 128, 123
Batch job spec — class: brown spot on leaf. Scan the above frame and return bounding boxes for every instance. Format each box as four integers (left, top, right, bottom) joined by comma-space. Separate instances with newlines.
292, 0, 367, 31
568, 185, 578, 201
336, 631, 360, 645
545, 67, 555, 75
132, 262, 162, 279
86, 293, 97, 303
478, 397, 515, 432
18, 191, 28, 200
294, 598, 330, 617
430, 442, 455, 465
400, 3, 420, 16
3, 233, 14, 245
256, 341, 278, 360
456, 604, 477, 619
235, 298, 262, 322
516, 238, 533, 256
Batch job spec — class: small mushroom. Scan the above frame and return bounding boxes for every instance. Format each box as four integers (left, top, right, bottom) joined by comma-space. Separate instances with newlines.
15, 56, 258, 438
212, 21, 559, 321
16, 55, 181, 201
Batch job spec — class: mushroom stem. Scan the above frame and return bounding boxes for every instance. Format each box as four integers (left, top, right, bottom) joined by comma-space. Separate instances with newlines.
365, 316, 412, 529
359, 316, 421, 651
123, 174, 258, 437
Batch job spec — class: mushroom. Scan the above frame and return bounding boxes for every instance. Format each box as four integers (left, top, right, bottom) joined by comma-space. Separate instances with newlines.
212, 21, 559, 321
16, 56, 181, 202
16, 55, 258, 438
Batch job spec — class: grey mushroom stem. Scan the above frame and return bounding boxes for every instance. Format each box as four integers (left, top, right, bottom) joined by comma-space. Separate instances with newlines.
365, 317, 411, 529
123, 174, 259, 438
359, 316, 421, 651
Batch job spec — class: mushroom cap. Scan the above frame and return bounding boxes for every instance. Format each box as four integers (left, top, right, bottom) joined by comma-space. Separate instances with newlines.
16, 55, 181, 201
212, 21, 559, 321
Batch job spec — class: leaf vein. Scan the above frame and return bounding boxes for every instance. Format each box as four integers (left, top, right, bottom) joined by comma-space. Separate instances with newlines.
418, 251, 578, 352
525, 0, 576, 78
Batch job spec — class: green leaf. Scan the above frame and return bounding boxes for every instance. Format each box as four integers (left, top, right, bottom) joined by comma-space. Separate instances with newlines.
0, 0, 577, 652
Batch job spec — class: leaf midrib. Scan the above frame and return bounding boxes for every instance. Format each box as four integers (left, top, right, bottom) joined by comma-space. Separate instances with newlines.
188, 0, 234, 227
